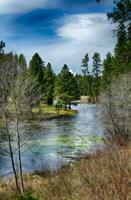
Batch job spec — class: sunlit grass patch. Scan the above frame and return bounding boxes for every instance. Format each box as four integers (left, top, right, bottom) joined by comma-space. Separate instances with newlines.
32, 103, 78, 117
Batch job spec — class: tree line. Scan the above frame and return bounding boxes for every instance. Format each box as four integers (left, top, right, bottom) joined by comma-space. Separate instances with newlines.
0, 0, 131, 109
0, 51, 78, 110
0, 0, 130, 111
100, 0, 131, 145
76, 0, 131, 102
0, 0, 130, 108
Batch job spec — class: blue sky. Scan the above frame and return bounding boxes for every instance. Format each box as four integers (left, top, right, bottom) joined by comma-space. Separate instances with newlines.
0, 0, 116, 73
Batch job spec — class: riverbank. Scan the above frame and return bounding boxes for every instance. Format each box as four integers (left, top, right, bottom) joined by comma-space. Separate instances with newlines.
31, 104, 78, 120
0, 142, 130, 200
0, 104, 78, 126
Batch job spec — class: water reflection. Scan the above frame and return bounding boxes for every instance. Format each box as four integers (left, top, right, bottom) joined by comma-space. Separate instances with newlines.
0, 104, 104, 177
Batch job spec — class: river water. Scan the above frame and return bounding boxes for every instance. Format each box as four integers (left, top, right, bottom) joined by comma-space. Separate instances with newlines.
0, 104, 104, 177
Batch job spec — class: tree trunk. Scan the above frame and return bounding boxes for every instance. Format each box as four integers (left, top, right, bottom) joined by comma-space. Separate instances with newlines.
64, 100, 67, 110
88, 76, 95, 103
5, 118, 20, 193
68, 103, 71, 109
16, 117, 24, 196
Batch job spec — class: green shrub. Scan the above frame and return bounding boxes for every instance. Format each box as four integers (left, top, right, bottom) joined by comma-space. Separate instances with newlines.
14, 193, 39, 200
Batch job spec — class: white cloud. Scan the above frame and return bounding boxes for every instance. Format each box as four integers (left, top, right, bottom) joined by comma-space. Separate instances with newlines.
7, 13, 116, 73
0, 0, 55, 14
57, 13, 114, 44
42, 14, 116, 72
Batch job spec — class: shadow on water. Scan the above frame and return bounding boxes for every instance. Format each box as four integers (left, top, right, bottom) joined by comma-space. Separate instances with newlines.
0, 104, 104, 177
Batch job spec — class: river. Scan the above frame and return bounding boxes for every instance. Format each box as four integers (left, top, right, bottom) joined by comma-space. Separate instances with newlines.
0, 104, 104, 177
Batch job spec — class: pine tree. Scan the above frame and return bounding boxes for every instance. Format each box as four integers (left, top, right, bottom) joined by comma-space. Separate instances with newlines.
81, 54, 89, 95
101, 52, 113, 91
81, 53, 94, 99
55, 65, 79, 110
18, 54, 27, 75
81, 53, 89, 76
0, 41, 5, 54
92, 52, 101, 102
108, 0, 131, 74
75, 74, 84, 96
67, 71, 79, 109
28, 53, 44, 89
44, 63, 55, 105
126, 22, 131, 70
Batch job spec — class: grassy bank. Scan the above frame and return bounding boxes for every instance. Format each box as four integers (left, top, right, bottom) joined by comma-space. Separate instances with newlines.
0, 143, 130, 200
31, 104, 78, 120
0, 103, 78, 123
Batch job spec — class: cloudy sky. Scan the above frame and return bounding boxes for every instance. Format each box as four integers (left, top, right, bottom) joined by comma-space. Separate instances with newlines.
0, 0, 116, 73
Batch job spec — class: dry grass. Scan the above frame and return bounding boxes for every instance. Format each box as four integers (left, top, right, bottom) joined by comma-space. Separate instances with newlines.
0, 143, 131, 200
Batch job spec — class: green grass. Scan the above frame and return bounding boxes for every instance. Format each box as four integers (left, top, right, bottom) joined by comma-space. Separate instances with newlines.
0, 103, 78, 124
32, 103, 78, 118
